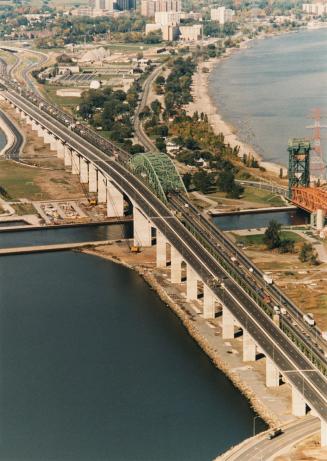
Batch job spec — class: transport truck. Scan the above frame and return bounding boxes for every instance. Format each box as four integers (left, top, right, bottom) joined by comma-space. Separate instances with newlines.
303, 313, 315, 326
263, 274, 273, 284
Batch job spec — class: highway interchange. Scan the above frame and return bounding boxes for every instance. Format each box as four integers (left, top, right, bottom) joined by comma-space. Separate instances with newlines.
2, 85, 327, 430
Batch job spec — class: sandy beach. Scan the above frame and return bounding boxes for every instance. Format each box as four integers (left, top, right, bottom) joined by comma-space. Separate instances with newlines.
187, 43, 288, 177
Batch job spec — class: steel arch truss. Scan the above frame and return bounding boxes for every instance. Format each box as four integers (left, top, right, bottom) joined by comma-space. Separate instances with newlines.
129, 152, 187, 203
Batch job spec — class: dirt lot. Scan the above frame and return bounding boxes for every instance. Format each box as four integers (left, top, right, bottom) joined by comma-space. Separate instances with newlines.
0, 102, 84, 201
234, 239, 327, 331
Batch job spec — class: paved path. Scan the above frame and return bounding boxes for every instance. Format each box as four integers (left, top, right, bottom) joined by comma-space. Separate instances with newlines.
134, 64, 163, 152
218, 415, 320, 461
0, 240, 116, 255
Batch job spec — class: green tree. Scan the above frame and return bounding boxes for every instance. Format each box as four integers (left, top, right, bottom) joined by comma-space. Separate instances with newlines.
150, 99, 162, 115
182, 172, 192, 191
299, 243, 318, 265
264, 220, 281, 250
193, 170, 212, 194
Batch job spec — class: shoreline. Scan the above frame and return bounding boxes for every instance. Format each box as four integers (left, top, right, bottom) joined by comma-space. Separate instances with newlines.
82, 245, 293, 427
187, 35, 291, 178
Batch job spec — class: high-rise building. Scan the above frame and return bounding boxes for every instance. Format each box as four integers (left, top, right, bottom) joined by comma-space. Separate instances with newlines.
210, 7, 235, 24
141, 0, 181, 17
155, 11, 181, 25
116, 0, 135, 9
94, 0, 117, 10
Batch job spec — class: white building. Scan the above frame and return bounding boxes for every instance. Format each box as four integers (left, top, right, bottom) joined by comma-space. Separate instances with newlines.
154, 11, 181, 25
302, 3, 327, 14
210, 7, 235, 24
179, 24, 202, 41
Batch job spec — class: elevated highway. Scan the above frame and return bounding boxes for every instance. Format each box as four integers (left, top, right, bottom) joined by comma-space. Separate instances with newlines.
2, 82, 327, 445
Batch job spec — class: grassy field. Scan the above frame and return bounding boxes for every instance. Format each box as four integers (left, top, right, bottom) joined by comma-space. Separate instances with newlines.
0, 161, 42, 200
242, 187, 286, 207
42, 85, 81, 110
234, 231, 304, 247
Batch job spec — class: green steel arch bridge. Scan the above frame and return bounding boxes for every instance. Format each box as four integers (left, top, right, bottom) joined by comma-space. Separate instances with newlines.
128, 152, 187, 203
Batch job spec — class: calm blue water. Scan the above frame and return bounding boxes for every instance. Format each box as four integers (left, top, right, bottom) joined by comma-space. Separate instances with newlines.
0, 223, 132, 248
209, 28, 327, 166
214, 208, 309, 230
0, 128, 6, 151
0, 252, 263, 460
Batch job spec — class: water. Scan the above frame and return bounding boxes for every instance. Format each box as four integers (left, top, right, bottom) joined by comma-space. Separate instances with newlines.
0, 128, 6, 152
214, 208, 309, 230
0, 251, 263, 460
209, 28, 327, 166
0, 223, 132, 248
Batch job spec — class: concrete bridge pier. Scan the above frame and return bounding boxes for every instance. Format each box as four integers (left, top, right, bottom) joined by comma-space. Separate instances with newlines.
170, 246, 183, 283
37, 124, 44, 138
133, 207, 152, 247
107, 182, 124, 218
266, 357, 280, 387
71, 151, 80, 175
43, 130, 53, 146
203, 284, 216, 319
186, 265, 198, 301
97, 172, 107, 203
88, 164, 97, 193
31, 119, 38, 131
156, 230, 167, 268
243, 330, 256, 362
49, 134, 57, 152
64, 145, 72, 168
222, 304, 235, 339
80, 157, 89, 184
56, 140, 65, 159
291, 386, 306, 417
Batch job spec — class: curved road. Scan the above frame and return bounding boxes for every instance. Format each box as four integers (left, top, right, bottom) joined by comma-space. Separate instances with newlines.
134, 64, 164, 152
0, 109, 24, 160
221, 416, 319, 461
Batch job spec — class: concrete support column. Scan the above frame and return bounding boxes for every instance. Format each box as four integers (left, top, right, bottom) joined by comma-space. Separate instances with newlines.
64, 145, 72, 168
156, 230, 167, 268
170, 246, 183, 283
133, 207, 152, 247
50, 135, 57, 152
20, 111, 26, 120
56, 140, 65, 159
15, 107, 20, 115
26, 116, 33, 126
31, 119, 38, 131
37, 124, 44, 138
266, 357, 280, 388
43, 130, 52, 145
107, 182, 124, 218
71, 151, 80, 175
317, 209, 325, 231
243, 330, 256, 362
222, 304, 234, 339
186, 265, 198, 301
321, 420, 327, 447
291, 386, 306, 417
80, 157, 89, 184
203, 284, 216, 319
97, 172, 107, 203
88, 163, 97, 193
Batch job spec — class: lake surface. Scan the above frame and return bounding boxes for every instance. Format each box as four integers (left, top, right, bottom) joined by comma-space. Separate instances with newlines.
0, 251, 263, 460
0, 128, 6, 152
210, 28, 327, 167
0, 223, 132, 248
213, 208, 309, 231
